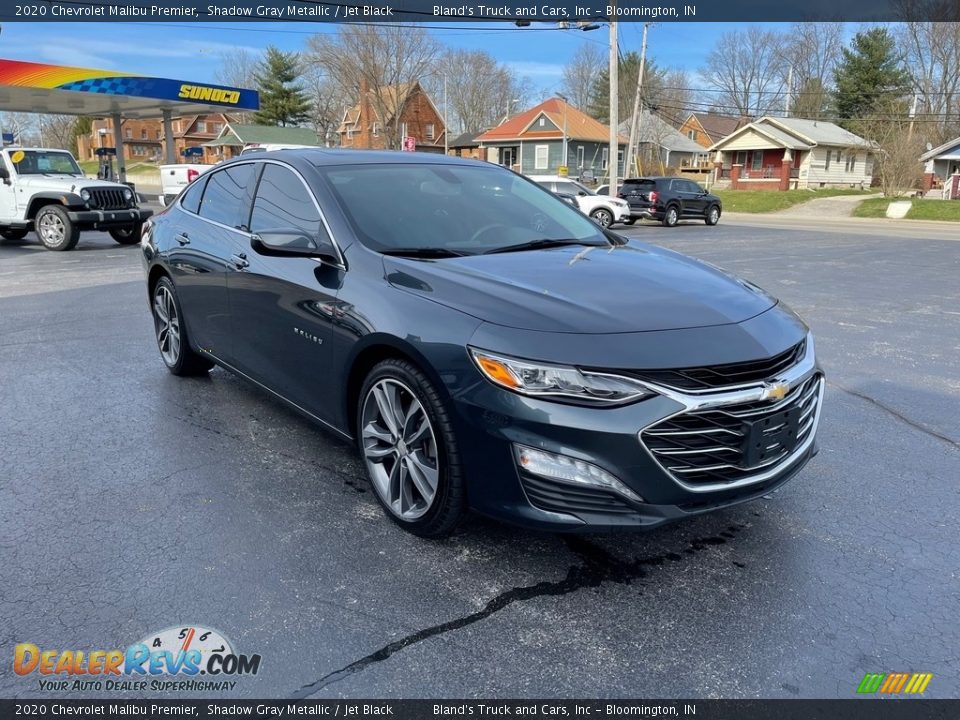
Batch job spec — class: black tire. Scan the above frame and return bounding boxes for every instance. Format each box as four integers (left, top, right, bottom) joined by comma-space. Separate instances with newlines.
0, 228, 28, 241
151, 276, 214, 376
705, 205, 721, 226
590, 208, 614, 228
622, 218, 637, 226
35, 205, 80, 251
662, 204, 680, 227
109, 223, 142, 245
357, 358, 466, 538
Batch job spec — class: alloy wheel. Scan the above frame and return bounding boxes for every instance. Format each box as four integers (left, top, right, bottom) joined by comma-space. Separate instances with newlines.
361, 378, 439, 520
709, 207, 719, 224
593, 209, 612, 227
38, 213, 65, 245
153, 285, 181, 366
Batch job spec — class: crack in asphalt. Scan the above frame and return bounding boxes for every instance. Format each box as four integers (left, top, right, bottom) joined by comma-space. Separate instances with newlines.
828, 380, 959, 450
290, 524, 746, 698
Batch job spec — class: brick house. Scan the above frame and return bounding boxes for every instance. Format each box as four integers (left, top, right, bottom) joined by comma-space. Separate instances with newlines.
338, 81, 446, 152
447, 130, 486, 160
77, 114, 232, 164
678, 113, 747, 150
474, 97, 626, 180
709, 116, 874, 191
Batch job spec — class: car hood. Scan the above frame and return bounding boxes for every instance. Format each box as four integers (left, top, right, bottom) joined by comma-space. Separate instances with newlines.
15, 176, 127, 193
384, 241, 777, 334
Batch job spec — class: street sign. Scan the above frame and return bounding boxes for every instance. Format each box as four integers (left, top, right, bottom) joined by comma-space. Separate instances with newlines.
558, 165, 569, 177
94, 147, 117, 157
402, 136, 416, 152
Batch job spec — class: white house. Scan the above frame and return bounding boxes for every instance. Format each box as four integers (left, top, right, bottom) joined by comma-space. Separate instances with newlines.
708, 117, 875, 191
920, 136, 960, 198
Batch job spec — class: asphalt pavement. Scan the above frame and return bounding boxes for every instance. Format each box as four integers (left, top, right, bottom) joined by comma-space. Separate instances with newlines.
1, 215, 957, 700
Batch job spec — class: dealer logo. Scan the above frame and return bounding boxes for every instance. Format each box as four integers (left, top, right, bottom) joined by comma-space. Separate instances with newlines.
14, 625, 261, 692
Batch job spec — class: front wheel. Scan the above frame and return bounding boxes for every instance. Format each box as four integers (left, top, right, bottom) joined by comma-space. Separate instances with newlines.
151, 276, 213, 376
0, 228, 28, 241
590, 208, 614, 227
35, 205, 80, 251
358, 359, 466, 537
705, 205, 721, 226
662, 205, 680, 227
110, 223, 142, 245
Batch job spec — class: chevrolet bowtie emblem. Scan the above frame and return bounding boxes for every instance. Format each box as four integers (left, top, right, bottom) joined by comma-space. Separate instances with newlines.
762, 382, 789, 401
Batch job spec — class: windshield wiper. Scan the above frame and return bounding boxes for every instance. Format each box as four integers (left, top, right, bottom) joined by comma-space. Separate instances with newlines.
381, 247, 471, 258
483, 238, 607, 255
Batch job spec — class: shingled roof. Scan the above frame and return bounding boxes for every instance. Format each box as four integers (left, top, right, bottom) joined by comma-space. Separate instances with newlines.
476, 98, 626, 144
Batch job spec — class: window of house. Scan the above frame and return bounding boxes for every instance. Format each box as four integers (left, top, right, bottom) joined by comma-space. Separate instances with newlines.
845, 154, 856, 172
156, 129, 162, 139
211, 123, 222, 133
425, 123, 435, 139
602, 147, 609, 170
372, 122, 380, 137
538, 117, 546, 127
687, 129, 697, 141
735, 151, 747, 166
576, 146, 585, 168
824, 150, 831, 171
194, 121, 205, 133
125, 128, 132, 139
535, 145, 549, 170
751, 151, 763, 170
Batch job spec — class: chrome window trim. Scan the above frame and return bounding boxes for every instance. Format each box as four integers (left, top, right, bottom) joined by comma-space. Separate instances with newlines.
636, 333, 823, 494
175, 158, 347, 270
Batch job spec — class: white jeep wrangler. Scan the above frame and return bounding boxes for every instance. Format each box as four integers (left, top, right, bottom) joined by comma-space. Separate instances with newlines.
0, 147, 153, 251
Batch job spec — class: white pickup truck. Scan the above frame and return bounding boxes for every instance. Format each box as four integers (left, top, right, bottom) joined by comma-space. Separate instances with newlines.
0, 147, 152, 251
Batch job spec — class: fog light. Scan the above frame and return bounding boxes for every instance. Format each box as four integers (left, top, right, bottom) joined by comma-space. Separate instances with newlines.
514, 444, 644, 503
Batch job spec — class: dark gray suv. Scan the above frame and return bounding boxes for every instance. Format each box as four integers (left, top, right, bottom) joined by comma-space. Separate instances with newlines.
620, 177, 723, 227
142, 151, 821, 537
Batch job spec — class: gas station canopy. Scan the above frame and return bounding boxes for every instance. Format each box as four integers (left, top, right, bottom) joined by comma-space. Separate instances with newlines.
0, 58, 258, 118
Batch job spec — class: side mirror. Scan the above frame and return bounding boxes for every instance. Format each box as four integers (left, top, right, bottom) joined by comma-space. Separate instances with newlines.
577, 190, 587, 196
0, 166, 10, 184
251, 230, 340, 264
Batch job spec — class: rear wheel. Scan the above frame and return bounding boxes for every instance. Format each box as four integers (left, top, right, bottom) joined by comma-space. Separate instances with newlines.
662, 205, 680, 227
109, 223, 142, 245
0, 228, 28, 241
590, 208, 614, 227
358, 359, 466, 537
705, 205, 721, 226
151, 276, 213, 376
35, 205, 80, 251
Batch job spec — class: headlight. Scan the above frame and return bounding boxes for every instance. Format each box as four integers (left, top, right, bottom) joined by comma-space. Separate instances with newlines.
469, 348, 652, 405
80, 189, 91, 202
122, 188, 133, 202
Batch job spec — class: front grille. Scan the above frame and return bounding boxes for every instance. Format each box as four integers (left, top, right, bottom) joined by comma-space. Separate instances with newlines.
641, 373, 823, 487
89, 187, 128, 210
626, 340, 806, 391
519, 473, 638, 517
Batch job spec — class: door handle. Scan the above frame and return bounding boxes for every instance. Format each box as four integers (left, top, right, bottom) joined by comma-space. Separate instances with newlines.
231, 253, 249, 270
175, 233, 190, 245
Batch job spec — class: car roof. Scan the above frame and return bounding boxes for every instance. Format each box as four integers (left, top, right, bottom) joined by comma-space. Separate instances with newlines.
222, 148, 495, 171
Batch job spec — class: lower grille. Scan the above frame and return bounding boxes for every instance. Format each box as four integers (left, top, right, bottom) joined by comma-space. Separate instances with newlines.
89, 187, 128, 210
641, 373, 823, 487
519, 473, 638, 516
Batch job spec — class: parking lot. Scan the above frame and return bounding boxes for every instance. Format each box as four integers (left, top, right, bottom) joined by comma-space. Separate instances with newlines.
1, 217, 957, 699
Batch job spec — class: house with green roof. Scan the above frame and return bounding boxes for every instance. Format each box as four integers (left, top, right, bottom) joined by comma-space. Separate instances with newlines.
203, 123, 322, 159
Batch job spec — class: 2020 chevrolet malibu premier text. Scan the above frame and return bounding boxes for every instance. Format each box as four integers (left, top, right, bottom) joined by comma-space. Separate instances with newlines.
141, 150, 823, 537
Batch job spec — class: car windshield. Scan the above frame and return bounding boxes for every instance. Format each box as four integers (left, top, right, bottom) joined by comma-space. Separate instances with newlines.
10, 150, 83, 176
319, 163, 609, 256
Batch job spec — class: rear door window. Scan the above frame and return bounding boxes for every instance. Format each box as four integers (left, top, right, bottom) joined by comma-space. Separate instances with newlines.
179, 177, 205, 214
622, 180, 655, 196
198, 163, 256, 228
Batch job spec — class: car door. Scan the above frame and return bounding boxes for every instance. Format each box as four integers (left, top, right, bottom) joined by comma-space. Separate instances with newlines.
0, 154, 20, 221
227, 161, 342, 422
165, 163, 257, 362
683, 180, 709, 215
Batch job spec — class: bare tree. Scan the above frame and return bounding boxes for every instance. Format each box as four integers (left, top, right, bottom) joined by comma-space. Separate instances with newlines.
783, 22, 843, 118
305, 25, 441, 150
699, 27, 787, 117
896, 21, 960, 144
38, 114, 78, 150
213, 48, 259, 89
0, 113, 40, 145
561, 44, 604, 111
302, 64, 350, 146
852, 99, 924, 196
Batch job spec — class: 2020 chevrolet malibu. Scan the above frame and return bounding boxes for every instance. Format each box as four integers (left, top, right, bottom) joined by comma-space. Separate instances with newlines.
141, 150, 823, 537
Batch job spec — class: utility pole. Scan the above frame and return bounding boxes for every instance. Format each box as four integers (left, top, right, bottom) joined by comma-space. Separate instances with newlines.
784, 65, 793, 117
625, 22, 650, 180
608, 15, 619, 197
908, 92, 918, 142
443, 74, 449, 155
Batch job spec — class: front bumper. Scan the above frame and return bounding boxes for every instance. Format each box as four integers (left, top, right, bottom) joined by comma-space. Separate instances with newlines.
66, 207, 153, 228
453, 339, 823, 532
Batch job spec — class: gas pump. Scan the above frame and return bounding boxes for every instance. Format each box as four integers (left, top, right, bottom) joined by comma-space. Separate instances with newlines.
94, 147, 117, 181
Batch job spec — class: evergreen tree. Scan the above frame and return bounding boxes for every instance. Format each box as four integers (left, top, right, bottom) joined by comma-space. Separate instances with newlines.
252, 47, 312, 127
832, 28, 910, 122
